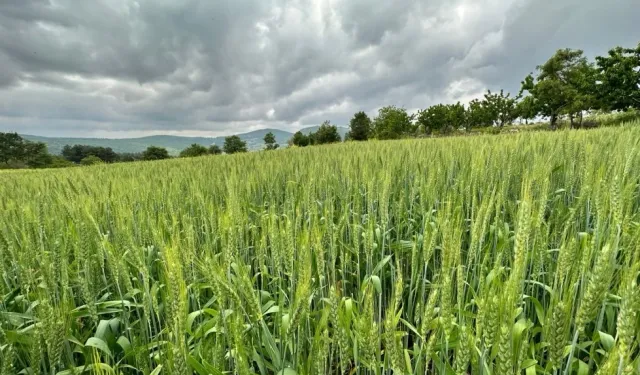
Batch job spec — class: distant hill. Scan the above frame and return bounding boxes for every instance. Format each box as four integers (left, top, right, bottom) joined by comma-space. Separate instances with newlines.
22, 129, 293, 155
21, 126, 349, 155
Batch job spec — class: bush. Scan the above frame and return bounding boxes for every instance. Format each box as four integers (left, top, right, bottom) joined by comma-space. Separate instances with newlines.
180, 144, 209, 158
223, 136, 248, 154
142, 146, 170, 161
80, 155, 104, 165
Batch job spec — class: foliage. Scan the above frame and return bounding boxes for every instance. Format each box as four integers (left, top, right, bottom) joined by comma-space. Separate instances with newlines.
208, 144, 222, 155
116, 152, 143, 162
373, 105, 414, 139
466, 98, 494, 128
595, 44, 640, 111
62, 144, 118, 163
2, 125, 640, 374
0, 132, 54, 169
48, 155, 75, 168
483, 89, 518, 127
444, 102, 467, 132
346, 111, 372, 141
0, 132, 25, 164
309, 121, 341, 145
416, 104, 448, 134
22, 142, 53, 168
223, 135, 248, 154
521, 49, 598, 129
515, 95, 538, 124
180, 143, 209, 158
263, 132, 279, 150
142, 146, 170, 160
80, 155, 104, 166
290, 131, 310, 147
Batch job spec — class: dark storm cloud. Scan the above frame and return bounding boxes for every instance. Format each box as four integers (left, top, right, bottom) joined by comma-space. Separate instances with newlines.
0, 0, 638, 137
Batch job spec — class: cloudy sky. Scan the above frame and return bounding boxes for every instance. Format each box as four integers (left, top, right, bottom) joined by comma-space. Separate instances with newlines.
0, 0, 638, 138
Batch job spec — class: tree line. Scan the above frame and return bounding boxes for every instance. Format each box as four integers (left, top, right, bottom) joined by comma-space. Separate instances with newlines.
291, 42, 640, 145
2, 43, 638, 168
0, 133, 269, 169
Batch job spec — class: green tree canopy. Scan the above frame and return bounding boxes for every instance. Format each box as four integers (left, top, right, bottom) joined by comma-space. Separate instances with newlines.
483, 90, 517, 127
0, 132, 26, 165
373, 106, 414, 139
416, 104, 448, 134
515, 95, 538, 124
80, 155, 104, 166
62, 145, 118, 163
466, 98, 493, 128
180, 143, 209, 158
117, 153, 143, 162
223, 135, 248, 154
445, 102, 467, 132
142, 146, 170, 161
290, 131, 310, 147
24, 142, 53, 168
521, 48, 595, 129
0, 132, 55, 169
312, 121, 341, 144
208, 144, 222, 155
595, 44, 640, 111
347, 111, 372, 141
263, 132, 279, 150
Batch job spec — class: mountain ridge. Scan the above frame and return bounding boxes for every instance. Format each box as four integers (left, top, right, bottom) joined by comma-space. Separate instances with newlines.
21, 126, 348, 155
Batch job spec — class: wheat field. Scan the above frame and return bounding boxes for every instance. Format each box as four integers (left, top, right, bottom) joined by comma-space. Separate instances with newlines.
1, 125, 639, 375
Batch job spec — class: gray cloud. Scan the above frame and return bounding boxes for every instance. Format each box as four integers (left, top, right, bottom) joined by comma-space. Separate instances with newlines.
0, 0, 638, 137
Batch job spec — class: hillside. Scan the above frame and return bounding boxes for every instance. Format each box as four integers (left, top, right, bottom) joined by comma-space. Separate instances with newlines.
22, 126, 348, 155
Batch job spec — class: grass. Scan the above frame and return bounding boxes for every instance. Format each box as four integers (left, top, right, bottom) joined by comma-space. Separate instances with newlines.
1, 124, 639, 374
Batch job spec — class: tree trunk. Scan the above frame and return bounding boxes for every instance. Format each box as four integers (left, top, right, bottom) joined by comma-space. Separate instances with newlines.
550, 114, 558, 130
578, 112, 583, 128
569, 113, 574, 129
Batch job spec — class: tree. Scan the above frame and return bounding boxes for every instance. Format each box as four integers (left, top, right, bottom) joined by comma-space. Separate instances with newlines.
372, 106, 414, 139
0, 132, 26, 165
49, 156, 74, 168
223, 135, 248, 154
347, 111, 372, 141
515, 96, 538, 124
521, 48, 595, 129
290, 131, 310, 147
94, 147, 117, 163
24, 142, 53, 168
180, 143, 209, 158
117, 153, 143, 162
142, 146, 170, 161
208, 144, 222, 155
595, 44, 640, 111
263, 132, 279, 150
466, 99, 493, 128
416, 104, 448, 134
61, 145, 117, 163
483, 90, 517, 127
80, 155, 104, 166
445, 102, 467, 132
313, 121, 341, 144
0, 133, 56, 169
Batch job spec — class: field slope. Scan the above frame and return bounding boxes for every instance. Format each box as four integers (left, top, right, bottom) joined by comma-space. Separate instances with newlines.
1, 125, 639, 374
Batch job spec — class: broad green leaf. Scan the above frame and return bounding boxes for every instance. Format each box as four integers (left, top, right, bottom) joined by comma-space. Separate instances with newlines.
277, 368, 297, 375
370, 275, 382, 294
85, 337, 112, 357
598, 331, 615, 352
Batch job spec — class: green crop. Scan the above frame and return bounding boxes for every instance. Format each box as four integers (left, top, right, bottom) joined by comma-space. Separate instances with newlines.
1, 125, 639, 374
